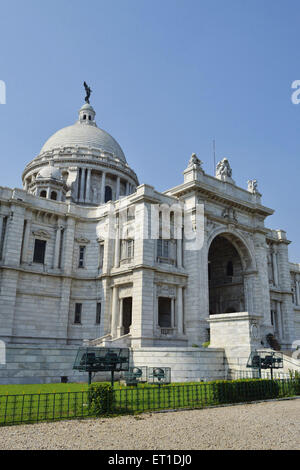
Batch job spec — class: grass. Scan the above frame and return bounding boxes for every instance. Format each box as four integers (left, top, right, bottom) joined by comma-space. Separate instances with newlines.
0, 381, 199, 396
0, 382, 90, 395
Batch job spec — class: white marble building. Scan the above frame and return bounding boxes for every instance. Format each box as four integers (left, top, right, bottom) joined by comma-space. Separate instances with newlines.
0, 98, 299, 384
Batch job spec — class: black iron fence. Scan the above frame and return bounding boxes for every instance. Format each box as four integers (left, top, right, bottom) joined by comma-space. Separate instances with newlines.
227, 369, 291, 380
1, 378, 300, 426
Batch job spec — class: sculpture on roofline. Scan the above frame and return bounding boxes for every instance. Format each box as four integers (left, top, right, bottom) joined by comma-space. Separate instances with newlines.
84, 82, 92, 104
247, 179, 259, 194
216, 158, 232, 178
188, 153, 203, 169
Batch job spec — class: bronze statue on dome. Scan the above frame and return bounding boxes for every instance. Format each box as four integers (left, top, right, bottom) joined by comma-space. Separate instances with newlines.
83, 82, 92, 104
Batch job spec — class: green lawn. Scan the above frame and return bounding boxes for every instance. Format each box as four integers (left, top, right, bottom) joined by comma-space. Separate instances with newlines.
0, 382, 90, 396
0, 381, 197, 396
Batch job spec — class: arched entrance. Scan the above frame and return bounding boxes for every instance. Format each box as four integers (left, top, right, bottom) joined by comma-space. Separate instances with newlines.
208, 232, 254, 315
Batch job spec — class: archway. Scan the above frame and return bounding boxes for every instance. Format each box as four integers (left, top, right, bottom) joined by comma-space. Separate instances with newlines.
208, 233, 253, 315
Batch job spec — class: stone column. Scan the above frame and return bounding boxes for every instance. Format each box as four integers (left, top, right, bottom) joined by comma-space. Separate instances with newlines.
0, 215, 3, 245
125, 181, 129, 196
46, 187, 51, 199
74, 167, 79, 201
154, 284, 158, 331
171, 297, 175, 328
272, 246, 279, 287
116, 176, 120, 201
296, 278, 300, 306
79, 168, 86, 203
277, 301, 284, 340
53, 222, 63, 269
114, 223, 120, 268
117, 297, 124, 336
177, 286, 183, 335
244, 272, 255, 314
177, 238, 182, 268
21, 218, 31, 264
85, 168, 91, 203
101, 171, 106, 203
62, 217, 75, 275
111, 286, 119, 338
3, 205, 25, 266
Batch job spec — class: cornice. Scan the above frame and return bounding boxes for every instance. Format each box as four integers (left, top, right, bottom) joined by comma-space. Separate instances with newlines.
166, 180, 274, 218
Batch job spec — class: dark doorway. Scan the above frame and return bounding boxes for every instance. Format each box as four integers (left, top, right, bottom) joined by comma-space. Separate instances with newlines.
122, 297, 132, 335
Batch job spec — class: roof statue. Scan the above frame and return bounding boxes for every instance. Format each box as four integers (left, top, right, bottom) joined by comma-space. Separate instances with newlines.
188, 153, 203, 169
248, 179, 260, 195
216, 158, 232, 178
84, 81, 92, 104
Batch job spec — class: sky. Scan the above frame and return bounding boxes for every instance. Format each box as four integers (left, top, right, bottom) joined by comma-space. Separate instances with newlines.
0, 0, 299, 261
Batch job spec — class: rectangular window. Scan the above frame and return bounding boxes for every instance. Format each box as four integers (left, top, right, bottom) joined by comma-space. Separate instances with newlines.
96, 303, 101, 325
58, 229, 64, 269
120, 240, 134, 261
33, 239, 46, 264
0, 216, 8, 260
74, 303, 82, 324
78, 246, 85, 268
127, 239, 134, 259
157, 239, 169, 258
158, 297, 172, 328
98, 243, 104, 269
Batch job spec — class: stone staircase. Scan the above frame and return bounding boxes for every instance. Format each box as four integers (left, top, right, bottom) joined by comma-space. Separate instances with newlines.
87, 333, 132, 348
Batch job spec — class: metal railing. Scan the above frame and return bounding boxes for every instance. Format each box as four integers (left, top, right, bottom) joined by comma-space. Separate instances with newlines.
0, 391, 90, 426
1, 378, 300, 426
227, 369, 291, 380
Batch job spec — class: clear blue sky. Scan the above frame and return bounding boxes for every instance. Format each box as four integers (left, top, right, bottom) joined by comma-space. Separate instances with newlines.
0, 0, 299, 260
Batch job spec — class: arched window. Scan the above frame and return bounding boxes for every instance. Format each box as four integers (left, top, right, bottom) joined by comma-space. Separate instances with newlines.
40, 190, 47, 198
105, 185, 112, 203
83, 114, 86, 120
226, 260, 234, 276
50, 191, 57, 200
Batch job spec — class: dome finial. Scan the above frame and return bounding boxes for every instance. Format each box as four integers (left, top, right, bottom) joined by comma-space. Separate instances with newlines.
83, 81, 92, 104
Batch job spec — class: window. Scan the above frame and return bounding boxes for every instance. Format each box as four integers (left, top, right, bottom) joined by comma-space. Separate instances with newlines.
98, 242, 104, 269
74, 303, 82, 324
0, 216, 7, 260
83, 114, 86, 120
105, 185, 112, 203
127, 239, 134, 259
157, 239, 169, 258
40, 190, 47, 198
96, 303, 101, 325
58, 229, 64, 269
158, 297, 172, 328
226, 261, 234, 276
78, 246, 86, 268
121, 239, 134, 261
33, 239, 46, 264
50, 191, 57, 200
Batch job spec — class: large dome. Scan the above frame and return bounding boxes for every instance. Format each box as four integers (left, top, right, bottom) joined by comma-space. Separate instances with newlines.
39, 104, 126, 162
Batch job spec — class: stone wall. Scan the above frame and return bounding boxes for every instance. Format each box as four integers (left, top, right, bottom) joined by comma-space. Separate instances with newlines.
132, 347, 225, 382
0, 344, 87, 385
